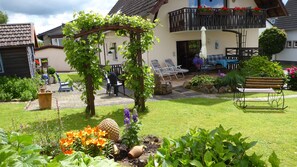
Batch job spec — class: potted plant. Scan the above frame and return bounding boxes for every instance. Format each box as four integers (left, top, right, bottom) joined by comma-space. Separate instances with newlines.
218, 6, 232, 15
47, 67, 56, 84
233, 7, 247, 16
252, 7, 263, 16
197, 6, 214, 15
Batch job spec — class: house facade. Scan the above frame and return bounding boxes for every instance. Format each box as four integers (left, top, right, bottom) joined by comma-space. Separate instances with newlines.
0, 23, 38, 78
105, 0, 287, 71
35, 24, 74, 72
274, 0, 297, 64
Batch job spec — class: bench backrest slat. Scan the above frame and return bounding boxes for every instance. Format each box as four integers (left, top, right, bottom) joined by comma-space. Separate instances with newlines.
244, 77, 285, 89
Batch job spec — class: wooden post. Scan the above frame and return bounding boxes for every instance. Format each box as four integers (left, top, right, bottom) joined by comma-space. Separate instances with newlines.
137, 32, 145, 112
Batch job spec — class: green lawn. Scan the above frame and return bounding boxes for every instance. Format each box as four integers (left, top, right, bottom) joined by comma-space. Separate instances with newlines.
0, 98, 296, 166
58, 72, 82, 82
217, 89, 297, 98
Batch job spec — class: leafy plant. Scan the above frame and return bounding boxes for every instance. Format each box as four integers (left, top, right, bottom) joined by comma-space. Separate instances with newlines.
0, 128, 48, 166
190, 75, 216, 86
259, 27, 287, 59
241, 56, 285, 78
48, 151, 119, 167
59, 125, 109, 157
0, 76, 39, 101
47, 67, 56, 75
220, 70, 245, 91
63, 12, 158, 116
121, 108, 141, 149
147, 126, 280, 167
286, 66, 297, 90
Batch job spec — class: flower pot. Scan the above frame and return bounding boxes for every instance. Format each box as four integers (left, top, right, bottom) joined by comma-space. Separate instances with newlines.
198, 11, 214, 15
234, 11, 245, 16
128, 145, 144, 158
38, 92, 52, 110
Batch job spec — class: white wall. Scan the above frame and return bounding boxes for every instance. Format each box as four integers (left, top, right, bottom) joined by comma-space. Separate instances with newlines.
35, 48, 73, 72
104, 0, 260, 66
275, 30, 297, 62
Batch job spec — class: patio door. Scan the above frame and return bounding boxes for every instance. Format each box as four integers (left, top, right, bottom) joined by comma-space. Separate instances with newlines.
176, 40, 201, 72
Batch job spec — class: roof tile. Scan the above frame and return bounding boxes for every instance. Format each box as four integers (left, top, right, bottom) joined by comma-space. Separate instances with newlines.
0, 23, 35, 48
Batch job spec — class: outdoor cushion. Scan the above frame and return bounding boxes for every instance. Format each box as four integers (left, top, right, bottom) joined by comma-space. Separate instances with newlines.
206, 54, 226, 65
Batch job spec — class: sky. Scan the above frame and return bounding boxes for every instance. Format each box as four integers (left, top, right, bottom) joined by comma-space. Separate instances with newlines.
0, 0, 289, 35
0, 0, 117, 34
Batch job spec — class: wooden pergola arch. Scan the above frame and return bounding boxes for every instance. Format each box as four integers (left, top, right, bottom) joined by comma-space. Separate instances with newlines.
73, 24, 147, 112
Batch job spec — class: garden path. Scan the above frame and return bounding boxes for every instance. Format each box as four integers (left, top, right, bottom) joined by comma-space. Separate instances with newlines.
25, 74, 214, 111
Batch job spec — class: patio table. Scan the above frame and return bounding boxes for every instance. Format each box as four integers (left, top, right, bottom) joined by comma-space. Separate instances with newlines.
216, 59, 239, 68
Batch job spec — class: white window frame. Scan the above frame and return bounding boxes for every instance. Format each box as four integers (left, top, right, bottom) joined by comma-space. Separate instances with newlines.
51, 38, 63, 46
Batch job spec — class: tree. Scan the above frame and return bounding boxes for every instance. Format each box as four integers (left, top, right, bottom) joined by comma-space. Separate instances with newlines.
63, 12, 157, 117
259, 27, 287, 59
0, 11, 8, 24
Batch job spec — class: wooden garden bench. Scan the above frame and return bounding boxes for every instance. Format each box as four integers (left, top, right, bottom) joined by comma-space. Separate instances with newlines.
234, 77, 286, 110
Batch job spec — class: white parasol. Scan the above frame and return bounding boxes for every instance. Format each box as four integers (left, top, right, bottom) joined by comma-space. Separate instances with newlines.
200, 26, 207, 59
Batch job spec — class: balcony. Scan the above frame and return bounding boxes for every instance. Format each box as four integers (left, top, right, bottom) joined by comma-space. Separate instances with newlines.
168, 8, 267, 32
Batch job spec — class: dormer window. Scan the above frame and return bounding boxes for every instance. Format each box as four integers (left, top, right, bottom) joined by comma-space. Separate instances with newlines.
189, 0, 227, 8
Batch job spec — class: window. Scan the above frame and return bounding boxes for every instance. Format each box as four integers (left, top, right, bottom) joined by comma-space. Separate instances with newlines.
51, 38, 63, 46
293, 41, 297, 48
286, 41, 292, 48
189, 0, 227, 8
0, 53, 4, 73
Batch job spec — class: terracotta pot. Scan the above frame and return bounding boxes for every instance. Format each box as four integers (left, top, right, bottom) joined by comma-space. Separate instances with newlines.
39, 88, 46, 93
38, 92, 52, 110
128, 145, 144, 158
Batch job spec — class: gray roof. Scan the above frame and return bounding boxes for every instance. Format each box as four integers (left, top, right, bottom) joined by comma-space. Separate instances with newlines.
274, 0, 297, 30
37, 24, 64, 40
108, 0, 163, 16
0, 23, 36, 48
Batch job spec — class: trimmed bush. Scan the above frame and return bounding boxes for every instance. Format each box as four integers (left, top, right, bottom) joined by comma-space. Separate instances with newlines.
0, 76, 39, 101
47, 67, 56, 75
259, 27, 287, 59
147, 126, 280, 167
241, 56, 284, 78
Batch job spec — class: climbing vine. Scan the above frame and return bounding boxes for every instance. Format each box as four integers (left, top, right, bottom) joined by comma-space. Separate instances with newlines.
63, 11, 158, 116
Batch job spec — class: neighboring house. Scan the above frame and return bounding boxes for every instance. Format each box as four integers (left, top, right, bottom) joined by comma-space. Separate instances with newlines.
274, 0, 297, 63
0, 23, 38, 78
106, 0, 287, 71
35, 24, 73, 72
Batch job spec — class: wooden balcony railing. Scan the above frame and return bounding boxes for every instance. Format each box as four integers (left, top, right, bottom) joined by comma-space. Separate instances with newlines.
225, 47, 260, 69
169, 8, 266, 32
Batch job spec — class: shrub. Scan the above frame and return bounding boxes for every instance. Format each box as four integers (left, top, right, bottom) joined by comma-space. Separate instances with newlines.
241, 56, 284, 78
286, 66, 297, 90
220, 70, 245, 91
190, 75, 216, 86
47, 67, 56, 75
147, 126, 280, 167
0, 76, 39, 101
121, 108, 141, 149
259, 27, 287, 59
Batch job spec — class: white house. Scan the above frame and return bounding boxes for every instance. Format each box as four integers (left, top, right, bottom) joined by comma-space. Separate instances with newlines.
104, 0, 287, 72
274, 0, 297, 63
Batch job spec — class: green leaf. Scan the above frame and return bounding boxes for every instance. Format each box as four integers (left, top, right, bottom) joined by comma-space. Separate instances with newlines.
204, 151, 213, 166
269, 151, 280, 167
190, 160, 203, 167
214, 162, 226, 167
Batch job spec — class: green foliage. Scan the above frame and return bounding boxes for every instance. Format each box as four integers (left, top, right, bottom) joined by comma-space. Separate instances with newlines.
0, 76, 39, 101
286, 66, 297, 90
48, 151, 119, 167
63, 11, 158, 113
0, 128, 48, 166
219, 70, 245, 91
259, 27, 287, 59
47, 67, 56, 75
147, 126, 280, 167
0, 11, 8, 24
190, 75, 216, 86
241, 56, 285, 78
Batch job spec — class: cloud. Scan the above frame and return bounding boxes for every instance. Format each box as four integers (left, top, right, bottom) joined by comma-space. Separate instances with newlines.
2, 0, 117, 34
0, 0, 83, 15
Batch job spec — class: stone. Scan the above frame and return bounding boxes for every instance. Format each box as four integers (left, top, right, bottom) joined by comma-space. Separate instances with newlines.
183, 81, 191, 89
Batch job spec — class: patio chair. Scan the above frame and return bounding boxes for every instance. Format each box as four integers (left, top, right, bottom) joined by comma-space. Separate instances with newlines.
55, 73, 73, 92
107, 72, 125, 96
165, 59, 189, 78
150, 59, 177, 81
